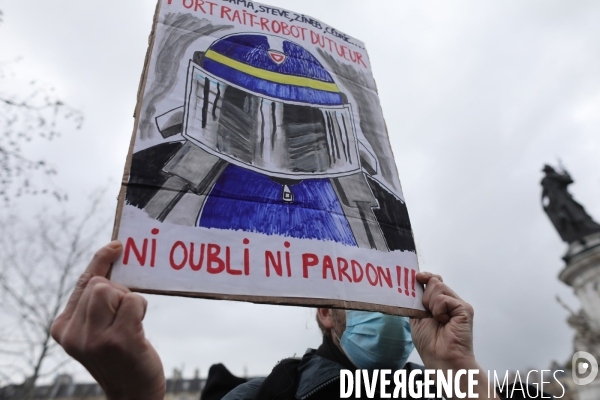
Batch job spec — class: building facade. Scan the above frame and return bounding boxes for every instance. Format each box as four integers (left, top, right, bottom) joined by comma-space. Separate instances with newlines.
0, 371, 204, 400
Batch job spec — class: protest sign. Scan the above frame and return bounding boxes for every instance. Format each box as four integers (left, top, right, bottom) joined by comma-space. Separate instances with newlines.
110, 0, 426, 317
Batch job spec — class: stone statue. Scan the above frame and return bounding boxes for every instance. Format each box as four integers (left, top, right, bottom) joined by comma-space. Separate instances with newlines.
541, 164, 600, 243
567, 309, 600, 359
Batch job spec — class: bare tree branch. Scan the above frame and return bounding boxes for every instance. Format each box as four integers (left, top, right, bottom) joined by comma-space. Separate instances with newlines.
38, 358, 72, 378
0, 190, 111, 397
0, 60, 83, 204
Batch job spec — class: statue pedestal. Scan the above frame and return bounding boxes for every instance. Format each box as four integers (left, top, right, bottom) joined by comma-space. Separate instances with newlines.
559, 232, 600, 398
560, 232, 600, 330
578, 381, 600, 400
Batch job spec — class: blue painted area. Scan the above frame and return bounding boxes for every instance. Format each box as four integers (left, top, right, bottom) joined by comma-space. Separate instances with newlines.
204, 58, 343, 105
199, 165, 357, 246
209, 34, 334, 82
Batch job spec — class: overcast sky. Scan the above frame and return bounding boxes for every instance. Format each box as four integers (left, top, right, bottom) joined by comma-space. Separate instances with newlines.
2, 0, 600, 384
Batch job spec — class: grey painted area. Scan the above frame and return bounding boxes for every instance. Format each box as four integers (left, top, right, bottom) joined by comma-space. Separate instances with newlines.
318, 48, 401, 195
164, 192, 209, 226
162, 141, 225, 189
139, 13, 232, 140
145, 142, 228, 222
156, 106, 184, 138
331, 173, 387, 251
184, 71, 359, 177
144, 175, 190, 220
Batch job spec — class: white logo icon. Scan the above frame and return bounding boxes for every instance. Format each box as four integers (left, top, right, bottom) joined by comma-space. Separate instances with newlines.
268, 50, 286, 65
572, 351, 598, 385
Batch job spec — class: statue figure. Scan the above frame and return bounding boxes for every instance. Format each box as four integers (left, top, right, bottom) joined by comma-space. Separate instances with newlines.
541, 164, 600, 244
567, 309, 600, 359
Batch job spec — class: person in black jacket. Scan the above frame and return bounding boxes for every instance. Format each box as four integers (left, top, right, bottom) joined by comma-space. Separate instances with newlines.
51, 242, 550, 399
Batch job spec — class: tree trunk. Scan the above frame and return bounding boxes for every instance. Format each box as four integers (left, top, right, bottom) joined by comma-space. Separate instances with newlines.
22, 326, 52, 400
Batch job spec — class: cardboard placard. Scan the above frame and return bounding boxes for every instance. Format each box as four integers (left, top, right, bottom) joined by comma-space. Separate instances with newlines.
111, 0, 426, 317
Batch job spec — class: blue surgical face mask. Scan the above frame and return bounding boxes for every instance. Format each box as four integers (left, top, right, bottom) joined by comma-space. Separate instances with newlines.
339, 310, 414, 371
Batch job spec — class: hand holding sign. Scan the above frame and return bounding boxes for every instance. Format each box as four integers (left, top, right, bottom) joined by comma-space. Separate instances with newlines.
410, 272, 495, 399
410, 272, 476, 369
51, 242, 165, 400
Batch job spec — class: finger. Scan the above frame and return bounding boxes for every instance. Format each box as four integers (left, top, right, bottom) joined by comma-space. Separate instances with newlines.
98, 278, 130, 295
416, 271, 443, 284
430, 294, 474, 324
86, 282, 127, 332
112, 293, 148, 335
61, 241, 123, 320
421, 277, 443, 311
75, 277, 129, 321
59, 277, 129, 342
430, 294, 460, 324
422, 278, 461, 312
429, 279, 460, 302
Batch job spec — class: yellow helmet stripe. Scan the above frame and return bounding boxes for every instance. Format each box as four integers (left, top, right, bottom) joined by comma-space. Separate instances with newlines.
205, 50, 340, 93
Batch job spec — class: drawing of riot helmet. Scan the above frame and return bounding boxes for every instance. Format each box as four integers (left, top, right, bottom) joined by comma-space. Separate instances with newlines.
129, 33, 414, 252
160, 33, 360, 194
